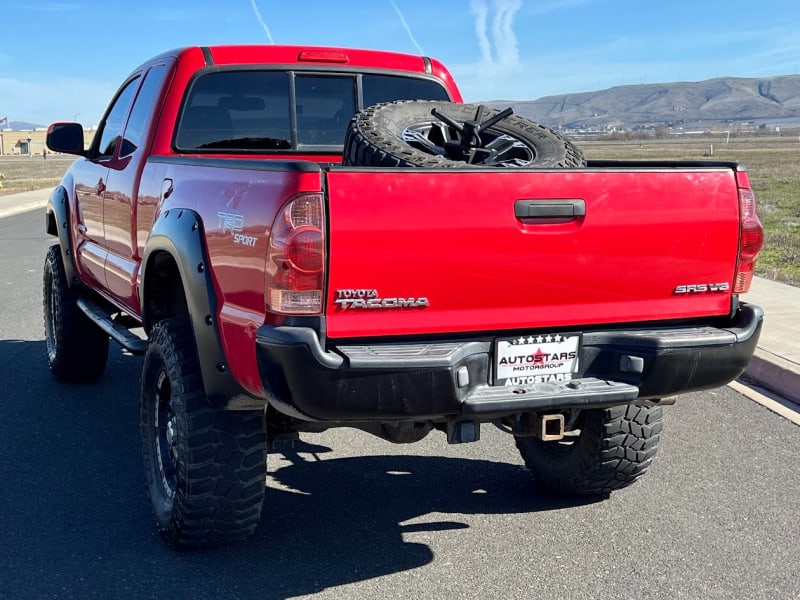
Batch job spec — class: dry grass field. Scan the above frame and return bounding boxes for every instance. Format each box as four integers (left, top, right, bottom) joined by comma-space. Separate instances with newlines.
0, 155, 76, 195
1, 138, 797, 285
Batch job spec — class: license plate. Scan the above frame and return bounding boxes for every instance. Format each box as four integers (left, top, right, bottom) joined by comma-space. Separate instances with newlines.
494, 333, 581, 386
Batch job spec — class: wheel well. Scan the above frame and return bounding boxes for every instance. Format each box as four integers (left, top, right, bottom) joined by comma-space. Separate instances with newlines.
46, 209, 58, 236
143, 251, 190, 334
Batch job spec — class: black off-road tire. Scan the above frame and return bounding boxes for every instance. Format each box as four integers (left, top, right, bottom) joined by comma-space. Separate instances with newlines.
343, 100, 585, 169
140, 318, 267, 548
43, 245, 109, 382
515, 405, 662, 495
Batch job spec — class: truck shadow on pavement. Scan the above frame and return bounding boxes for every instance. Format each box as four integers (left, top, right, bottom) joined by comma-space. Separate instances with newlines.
0, 339, 599, 600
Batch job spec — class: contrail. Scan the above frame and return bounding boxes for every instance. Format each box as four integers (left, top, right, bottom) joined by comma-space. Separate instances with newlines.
471, 0, 521, 66
389, 0, 425, 55
471, 0, 493, 64
492, 0, 521, 66
249, 0, 275, 44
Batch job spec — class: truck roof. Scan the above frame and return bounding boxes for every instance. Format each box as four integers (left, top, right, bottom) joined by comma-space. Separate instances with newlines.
132, 44, 461, 105
139, 44, 437, 75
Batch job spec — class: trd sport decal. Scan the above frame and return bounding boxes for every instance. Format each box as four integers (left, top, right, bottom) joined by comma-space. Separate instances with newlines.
217, 211, 258, 247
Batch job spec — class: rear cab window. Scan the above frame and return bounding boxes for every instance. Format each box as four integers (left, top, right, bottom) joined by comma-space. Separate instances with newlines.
173, 70, 450, 154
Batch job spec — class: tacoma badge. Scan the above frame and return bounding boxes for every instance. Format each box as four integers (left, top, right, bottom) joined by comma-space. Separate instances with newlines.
334, 289, 429, 310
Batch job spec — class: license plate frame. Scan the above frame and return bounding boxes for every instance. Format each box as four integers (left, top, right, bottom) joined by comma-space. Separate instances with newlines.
493, 333, 581, 386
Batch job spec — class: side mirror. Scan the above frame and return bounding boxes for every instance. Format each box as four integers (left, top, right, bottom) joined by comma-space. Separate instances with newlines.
46, 122, 85, 156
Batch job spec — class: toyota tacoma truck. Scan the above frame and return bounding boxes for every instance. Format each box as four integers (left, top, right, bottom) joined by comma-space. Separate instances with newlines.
43, 44, 764, 547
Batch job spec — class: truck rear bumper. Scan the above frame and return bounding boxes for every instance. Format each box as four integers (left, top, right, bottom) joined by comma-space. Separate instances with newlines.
255, 303, 763, 422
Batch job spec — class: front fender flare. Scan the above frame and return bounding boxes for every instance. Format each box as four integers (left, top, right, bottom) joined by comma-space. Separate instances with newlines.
46, 186, 78, 288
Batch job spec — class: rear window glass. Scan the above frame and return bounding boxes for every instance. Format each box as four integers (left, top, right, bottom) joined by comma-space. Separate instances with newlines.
175, 69, 450, 152
362, 74, 450, 107
295, 75, 356, 145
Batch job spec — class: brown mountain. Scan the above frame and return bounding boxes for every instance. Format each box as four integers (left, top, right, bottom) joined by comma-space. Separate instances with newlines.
486, 75, 800, 130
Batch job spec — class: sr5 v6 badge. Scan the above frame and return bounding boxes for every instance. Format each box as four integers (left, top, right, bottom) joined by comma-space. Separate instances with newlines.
673, 282, 730, 294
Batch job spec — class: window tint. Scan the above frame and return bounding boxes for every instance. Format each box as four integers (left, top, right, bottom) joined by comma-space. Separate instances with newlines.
362, 74, 450, 108
175, 71, 290, 151
173, 70, 450, 152
96, 76, 140, 157
295, 75, 355, 145
121, 64, 167, 157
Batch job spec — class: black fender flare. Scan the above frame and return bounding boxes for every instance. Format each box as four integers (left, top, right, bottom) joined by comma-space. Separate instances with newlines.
140, 208, 263, 409
46, 185, 79, 288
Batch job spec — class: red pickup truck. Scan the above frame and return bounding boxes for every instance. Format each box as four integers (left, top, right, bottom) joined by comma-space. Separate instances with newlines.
44, 45, 764, 547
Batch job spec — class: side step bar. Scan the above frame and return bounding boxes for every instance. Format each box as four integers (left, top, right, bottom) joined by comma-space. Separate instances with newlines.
76, 297, 148, 355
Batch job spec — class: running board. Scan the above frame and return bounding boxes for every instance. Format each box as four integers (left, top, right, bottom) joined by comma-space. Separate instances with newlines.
76, 297, 148, 355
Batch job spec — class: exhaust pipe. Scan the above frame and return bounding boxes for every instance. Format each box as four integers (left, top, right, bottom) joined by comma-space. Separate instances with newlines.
538, 414, 565, 441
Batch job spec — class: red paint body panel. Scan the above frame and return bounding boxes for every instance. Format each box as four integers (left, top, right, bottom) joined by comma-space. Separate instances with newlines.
324, 168, 740, 339
137, 159, 323, 395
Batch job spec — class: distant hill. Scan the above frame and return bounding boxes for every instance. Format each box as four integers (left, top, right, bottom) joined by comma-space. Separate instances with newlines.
1, 121, 45, 131
7, 75, 800, 133
486, 75, 800, 131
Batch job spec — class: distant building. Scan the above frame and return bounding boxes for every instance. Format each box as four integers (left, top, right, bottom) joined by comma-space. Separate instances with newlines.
0, 127, 97, 156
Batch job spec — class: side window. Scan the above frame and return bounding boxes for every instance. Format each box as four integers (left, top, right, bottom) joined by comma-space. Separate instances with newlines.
120, 64, 168, 157
175, 71, 290, 151
95, 76, 140, 157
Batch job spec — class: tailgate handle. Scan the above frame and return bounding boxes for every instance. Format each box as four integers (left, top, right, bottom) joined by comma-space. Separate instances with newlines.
515, 199, 585, 219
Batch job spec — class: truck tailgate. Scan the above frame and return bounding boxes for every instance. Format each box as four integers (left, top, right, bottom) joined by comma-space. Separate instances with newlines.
324, 167, 740, 339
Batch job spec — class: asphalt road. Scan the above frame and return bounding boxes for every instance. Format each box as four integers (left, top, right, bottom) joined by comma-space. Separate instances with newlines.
1, 209, 799, 600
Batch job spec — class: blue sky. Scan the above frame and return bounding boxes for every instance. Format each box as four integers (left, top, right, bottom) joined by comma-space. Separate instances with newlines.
2, 0, 799, 126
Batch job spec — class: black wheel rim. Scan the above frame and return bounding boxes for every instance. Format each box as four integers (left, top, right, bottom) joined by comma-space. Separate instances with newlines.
399, 104, 537, 167
401, 122, 535, 167
154, 370, 178, 498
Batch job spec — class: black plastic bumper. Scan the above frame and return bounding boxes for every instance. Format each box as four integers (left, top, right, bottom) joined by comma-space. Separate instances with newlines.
255, 304, 763, 422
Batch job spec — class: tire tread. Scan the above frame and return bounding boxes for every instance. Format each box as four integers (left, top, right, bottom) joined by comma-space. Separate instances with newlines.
515, 405, 662, 496
141, 318, 267, 548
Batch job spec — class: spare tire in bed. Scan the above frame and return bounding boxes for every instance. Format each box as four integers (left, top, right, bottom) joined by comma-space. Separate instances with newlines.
343, 100, 585, 169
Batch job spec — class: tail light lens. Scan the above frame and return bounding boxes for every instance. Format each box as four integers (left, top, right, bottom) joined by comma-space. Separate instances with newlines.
733, 187, 764, 294
266, 193, 325, 314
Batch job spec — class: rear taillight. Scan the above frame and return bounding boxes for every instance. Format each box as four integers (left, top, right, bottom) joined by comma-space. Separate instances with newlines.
733, 187, 764, 294
266, 193, 325, 314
